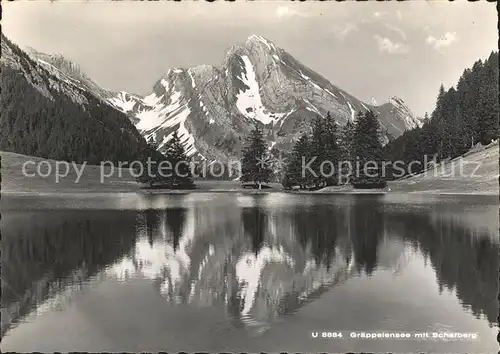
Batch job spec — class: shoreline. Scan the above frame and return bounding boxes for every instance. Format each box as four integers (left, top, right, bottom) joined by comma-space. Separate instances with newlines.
2, 145, 497, 198
1, 189, 497, 197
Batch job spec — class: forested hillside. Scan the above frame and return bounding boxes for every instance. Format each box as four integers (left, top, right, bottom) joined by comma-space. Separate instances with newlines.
0, 34, 149, 165
384, 51, 499, 176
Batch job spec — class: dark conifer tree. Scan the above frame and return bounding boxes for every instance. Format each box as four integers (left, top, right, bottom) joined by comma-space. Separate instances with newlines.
477, 52, 499, 145
283, 133, 311, 189
352, 110, 387, 188
163, 131, 194, 188
339, 115, 357, 184
136, 136, 170, 187
136, 133, 194, 189
241, 126, 272, 188
308, 115, 327, 188
323, 112, 340, 186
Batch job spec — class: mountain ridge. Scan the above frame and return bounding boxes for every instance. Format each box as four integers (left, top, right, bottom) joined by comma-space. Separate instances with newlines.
9, 33, 422, 162
0, 33, 149, 165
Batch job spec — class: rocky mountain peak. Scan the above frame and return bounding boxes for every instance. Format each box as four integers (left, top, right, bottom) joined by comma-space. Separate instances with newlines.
389, 96, 415, 117
167, 68, 185, 76
25, 48, 87, 81
224, 35, 281, 69
389, 96, 406, 107
244, 34, 279, 52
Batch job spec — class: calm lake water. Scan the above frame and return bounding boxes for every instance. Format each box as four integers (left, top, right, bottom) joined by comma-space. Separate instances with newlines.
1, 193, 498, 352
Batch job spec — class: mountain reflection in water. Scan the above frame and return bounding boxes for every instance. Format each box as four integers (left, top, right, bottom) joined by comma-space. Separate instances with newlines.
1, 194, 498, 345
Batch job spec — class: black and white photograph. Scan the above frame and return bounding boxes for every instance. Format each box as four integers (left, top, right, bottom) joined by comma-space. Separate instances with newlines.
0, 0, 498, 352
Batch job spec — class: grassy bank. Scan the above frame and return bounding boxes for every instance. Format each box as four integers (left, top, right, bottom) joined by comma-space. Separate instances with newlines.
1, 151, 140, 193
388, 141, 498, 195
0, 151, 283, 194
316, 142, 498, 195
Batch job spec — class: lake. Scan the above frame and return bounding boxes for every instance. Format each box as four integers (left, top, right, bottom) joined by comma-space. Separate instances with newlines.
1, 193, 498, 352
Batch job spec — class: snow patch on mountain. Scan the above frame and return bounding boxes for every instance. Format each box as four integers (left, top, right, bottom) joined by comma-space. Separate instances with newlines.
298, 71, 322, 91
347, 101, 356, 121
171, 105, 193, 132
188, 69, 196, 88
304, 99, 321, 115
153, 107, 196, 156
325, 88, 338, 99
276, 109, 295, 127
160, 79, 170, 91
199, 100, 208, 115
236, 55, 280, 125
157, 134, 171, 150
178, 121, 197, 156
136, 90, 183, 132
108, 91, 137, 113
272, 54, 288, 67
142, 92, 163, 107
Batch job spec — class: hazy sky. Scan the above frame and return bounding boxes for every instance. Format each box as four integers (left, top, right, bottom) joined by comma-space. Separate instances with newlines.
3, 1, 497, 117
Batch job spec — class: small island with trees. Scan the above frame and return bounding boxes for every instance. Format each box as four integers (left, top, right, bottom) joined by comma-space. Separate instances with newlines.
136, 131, 195, 190
240, 110, 387, 191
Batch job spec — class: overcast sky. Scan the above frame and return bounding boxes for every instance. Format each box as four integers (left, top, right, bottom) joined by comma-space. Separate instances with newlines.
3, 1, 497, 117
